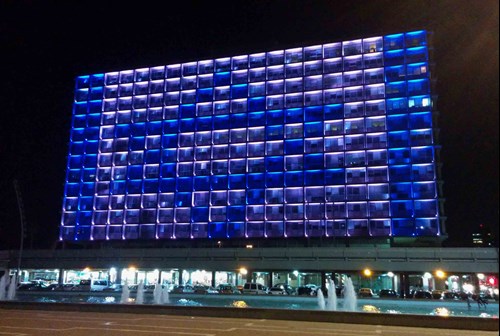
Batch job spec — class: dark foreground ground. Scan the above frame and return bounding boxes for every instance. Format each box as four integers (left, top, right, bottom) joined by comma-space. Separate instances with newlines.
0, 308, 498, 336
0, 305, 498, 336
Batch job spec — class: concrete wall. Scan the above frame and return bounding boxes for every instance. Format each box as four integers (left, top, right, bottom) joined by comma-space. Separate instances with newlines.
3, 247, 498, 273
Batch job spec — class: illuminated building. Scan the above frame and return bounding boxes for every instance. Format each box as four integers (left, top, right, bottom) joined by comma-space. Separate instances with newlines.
60, 30, 445, 244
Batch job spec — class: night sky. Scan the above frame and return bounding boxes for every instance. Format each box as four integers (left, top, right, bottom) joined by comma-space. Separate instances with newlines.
1, 0, 498, 249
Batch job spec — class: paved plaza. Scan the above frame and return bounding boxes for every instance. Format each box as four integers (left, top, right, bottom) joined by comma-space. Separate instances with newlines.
0, 308, 497, 336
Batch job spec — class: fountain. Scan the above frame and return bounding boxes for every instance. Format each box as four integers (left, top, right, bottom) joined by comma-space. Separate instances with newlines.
135, 280, 144, 304
153, 284, 162, 304
6, 276, 17, 300
316, 287, 326, 310
326, 278, 337, 311
161, 285, 170, 304
120, 281, 130, 304
0, 274, 7, 300
343, 277, 357, 311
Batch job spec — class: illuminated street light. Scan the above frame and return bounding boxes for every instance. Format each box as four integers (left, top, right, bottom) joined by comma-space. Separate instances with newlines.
435, 270, 446, 279
239, 267, 248, 275
363, 268, 372, 277
387, 272, 394, 277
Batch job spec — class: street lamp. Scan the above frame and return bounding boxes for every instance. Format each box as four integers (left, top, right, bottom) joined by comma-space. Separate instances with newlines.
13, 180, 26, 284
435, 270, 446, 279
363, 268, 373, 289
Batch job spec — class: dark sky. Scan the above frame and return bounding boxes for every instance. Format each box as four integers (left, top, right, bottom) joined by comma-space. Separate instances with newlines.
1, 0, 498, 249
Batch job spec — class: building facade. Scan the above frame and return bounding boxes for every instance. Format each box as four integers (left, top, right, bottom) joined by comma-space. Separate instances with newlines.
60, 30, 445, 245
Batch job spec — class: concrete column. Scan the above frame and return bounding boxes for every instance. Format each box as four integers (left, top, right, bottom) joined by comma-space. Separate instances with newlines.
178, 269, 184, 285
233, 272, 239, 287
247, 269, 253, 283
115, 268, 122, 285
471, 274, 480, 295
157, 270, 162, 284
392, 274, 398, 291
458, 274, 464, 293
173, 270, 179, 285
57, 269, 64, 285
399, 272, 410, 298
211, 271, 216, 287
321, 272, 327, 294
269, 271, 274, 288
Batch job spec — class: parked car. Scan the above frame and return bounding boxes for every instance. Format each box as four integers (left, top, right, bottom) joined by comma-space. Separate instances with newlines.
269, 283, 295, 295
170, 284, 195, 294
71, 279, 91, 291
441, 290, 460, 300
60, 283, 76, 291
41, 283, 74, 291
193, 285, 218, 294
269, 285, 287, 295
379, 289, 398, 298
103, 284, 123, 292
44, 283, 61, 291
431, 289, 444, 299
216, 284, 241, 294
297, 284, 319, 296
242, 282, 268, 295
206, 286, 219, 294
90, 279, 109, 291
17, 282, 37, 291
144, 284, 156, 293
413, 290, 432, 299
358, 288, 374, 297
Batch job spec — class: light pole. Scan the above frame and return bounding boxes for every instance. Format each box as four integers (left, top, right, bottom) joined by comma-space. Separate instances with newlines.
13, 179, 26, 283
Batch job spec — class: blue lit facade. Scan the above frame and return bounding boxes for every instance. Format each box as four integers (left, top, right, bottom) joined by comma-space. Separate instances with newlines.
61, 30, 445, 242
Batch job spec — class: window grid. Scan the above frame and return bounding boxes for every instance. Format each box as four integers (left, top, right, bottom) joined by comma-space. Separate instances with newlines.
64, 30, 440, 241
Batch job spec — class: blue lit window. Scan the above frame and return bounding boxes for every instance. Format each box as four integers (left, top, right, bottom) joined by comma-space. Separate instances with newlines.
266, 221, 284, 237
285, 204, 304, 220
384, 33, 404, 50
285, 48, 303, 64
246, 221, 264, 237
304, 61, 322, 75
323, 58, 343, 73
198, 60, 214, 74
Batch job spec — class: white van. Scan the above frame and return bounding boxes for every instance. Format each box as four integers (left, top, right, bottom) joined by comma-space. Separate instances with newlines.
90, 279, 109, 291
358, 288, 374, 297
242, 282, 268, 295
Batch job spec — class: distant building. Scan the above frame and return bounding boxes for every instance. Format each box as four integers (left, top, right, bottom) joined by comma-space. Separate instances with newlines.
472, 224, 494, 247
60, 30, 445, 247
